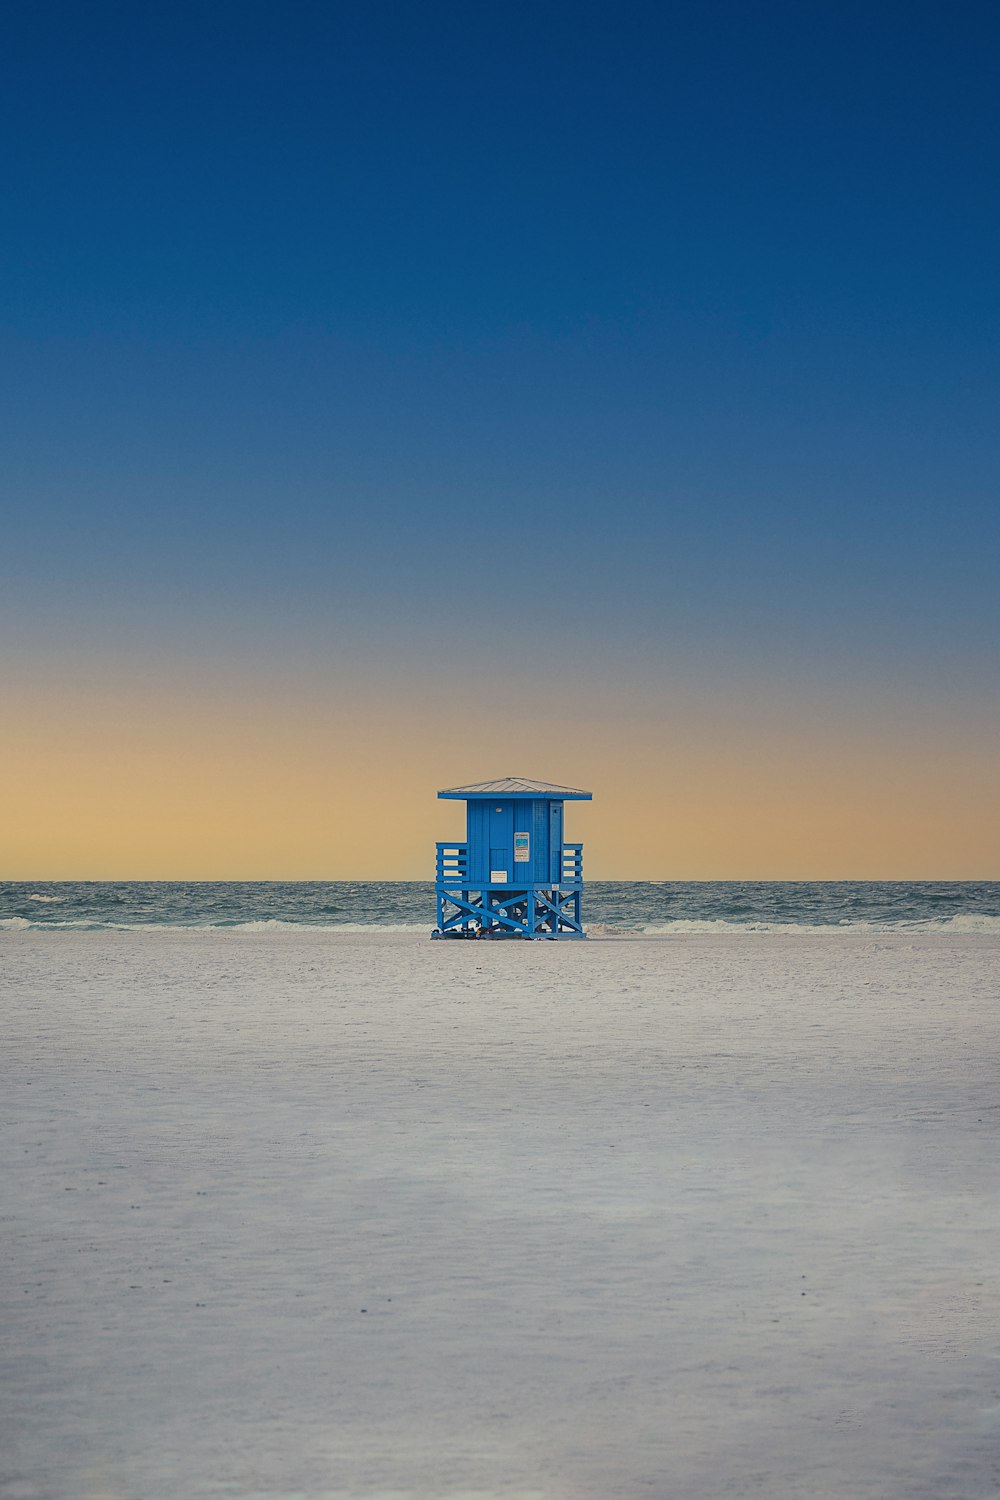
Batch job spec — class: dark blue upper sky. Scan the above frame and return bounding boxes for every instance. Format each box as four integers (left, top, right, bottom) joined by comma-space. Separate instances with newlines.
3, 0, 999, 703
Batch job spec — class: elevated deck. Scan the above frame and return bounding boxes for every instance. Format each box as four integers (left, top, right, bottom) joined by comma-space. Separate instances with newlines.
433, 842, 585, 938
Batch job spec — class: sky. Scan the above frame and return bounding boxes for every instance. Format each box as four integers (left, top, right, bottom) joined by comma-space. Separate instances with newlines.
2, 0, 999, 878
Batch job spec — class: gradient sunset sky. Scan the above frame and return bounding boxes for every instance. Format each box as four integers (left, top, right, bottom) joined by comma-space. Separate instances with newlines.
3, 1, 999, 879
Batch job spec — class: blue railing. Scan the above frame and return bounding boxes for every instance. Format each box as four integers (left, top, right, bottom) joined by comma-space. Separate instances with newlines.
436, 841, 582, 888
561, 843, 583, 886
436, 842, 468, 884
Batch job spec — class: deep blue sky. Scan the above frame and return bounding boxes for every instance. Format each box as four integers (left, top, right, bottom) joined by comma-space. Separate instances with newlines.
3, 0, 999, 698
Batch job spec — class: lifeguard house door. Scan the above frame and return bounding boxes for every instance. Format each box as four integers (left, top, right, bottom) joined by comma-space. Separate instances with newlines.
549, 802, 563, 882
489, 802, 513, 884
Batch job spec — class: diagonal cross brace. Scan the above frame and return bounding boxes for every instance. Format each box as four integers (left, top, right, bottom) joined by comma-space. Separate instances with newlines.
439, 892, 530, 934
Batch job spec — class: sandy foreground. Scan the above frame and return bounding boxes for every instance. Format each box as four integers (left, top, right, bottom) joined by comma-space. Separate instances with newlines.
2, 929, 999, 1500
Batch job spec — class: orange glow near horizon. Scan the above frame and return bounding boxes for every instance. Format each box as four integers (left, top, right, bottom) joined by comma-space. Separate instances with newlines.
4, 665, 998, 880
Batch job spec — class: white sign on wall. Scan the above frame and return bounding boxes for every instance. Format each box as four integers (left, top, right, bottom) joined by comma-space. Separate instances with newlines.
514, 833, 530, 863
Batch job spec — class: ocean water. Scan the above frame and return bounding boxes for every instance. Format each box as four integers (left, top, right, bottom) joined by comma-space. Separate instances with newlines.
2, 880, 998, 933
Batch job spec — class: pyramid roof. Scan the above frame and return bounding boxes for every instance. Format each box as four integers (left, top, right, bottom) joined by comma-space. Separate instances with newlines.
438, 776, 592, 800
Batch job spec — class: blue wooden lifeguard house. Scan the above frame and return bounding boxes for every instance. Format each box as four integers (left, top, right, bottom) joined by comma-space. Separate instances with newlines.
432, 776, 592, 939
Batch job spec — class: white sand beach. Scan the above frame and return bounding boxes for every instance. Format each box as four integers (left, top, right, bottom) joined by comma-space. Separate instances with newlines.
3, 929, 999, 1500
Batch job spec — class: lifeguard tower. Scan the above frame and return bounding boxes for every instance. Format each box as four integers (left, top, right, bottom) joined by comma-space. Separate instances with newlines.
432, 776, 592, 939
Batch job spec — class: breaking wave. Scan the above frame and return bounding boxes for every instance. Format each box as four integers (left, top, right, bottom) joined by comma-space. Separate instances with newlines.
5, 914, 999, 936
2, 882, 998, 934
1, 917, 425, 933
588, 914, 1000, 937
